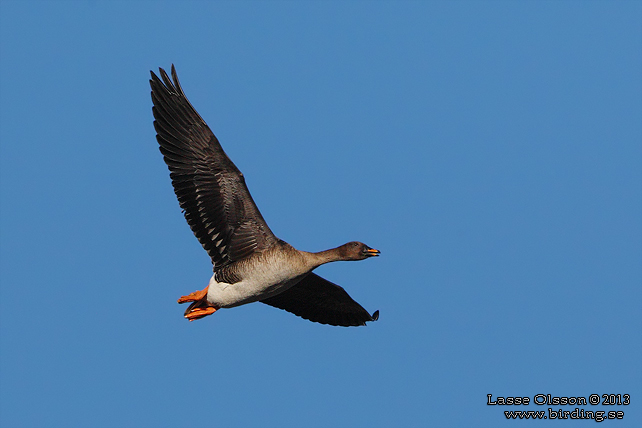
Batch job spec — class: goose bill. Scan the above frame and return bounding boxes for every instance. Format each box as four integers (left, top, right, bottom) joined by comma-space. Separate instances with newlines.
364, 248, 380, 257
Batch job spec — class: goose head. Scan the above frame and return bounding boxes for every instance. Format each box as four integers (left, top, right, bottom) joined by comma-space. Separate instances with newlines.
338, 241, 380, 261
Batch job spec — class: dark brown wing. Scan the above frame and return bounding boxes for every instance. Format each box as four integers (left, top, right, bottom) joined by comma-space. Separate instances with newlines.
261, 273, 379, 327
150, 65, 278, 268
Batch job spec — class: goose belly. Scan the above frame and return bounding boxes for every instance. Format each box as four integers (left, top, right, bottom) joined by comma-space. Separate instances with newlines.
206, 262, 307, 308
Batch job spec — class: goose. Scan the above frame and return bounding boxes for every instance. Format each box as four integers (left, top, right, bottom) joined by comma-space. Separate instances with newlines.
150, 65, 380, 327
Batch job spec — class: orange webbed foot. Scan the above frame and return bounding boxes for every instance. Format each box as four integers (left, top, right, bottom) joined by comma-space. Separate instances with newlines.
185, 306, 217, 321
177, 286, 209, 304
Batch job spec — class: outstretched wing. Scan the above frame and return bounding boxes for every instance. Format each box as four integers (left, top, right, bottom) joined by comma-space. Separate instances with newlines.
150, 65, 278, 268
261, 273, 379, 327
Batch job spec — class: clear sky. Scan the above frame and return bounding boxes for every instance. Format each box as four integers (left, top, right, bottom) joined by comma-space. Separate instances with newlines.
1, 1, 640, 427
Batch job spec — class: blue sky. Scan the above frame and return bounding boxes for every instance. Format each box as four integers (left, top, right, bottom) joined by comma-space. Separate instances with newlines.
1, 1, 640, 427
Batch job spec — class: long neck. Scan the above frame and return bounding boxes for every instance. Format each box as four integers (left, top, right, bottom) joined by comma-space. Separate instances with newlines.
304, 246, 346, 269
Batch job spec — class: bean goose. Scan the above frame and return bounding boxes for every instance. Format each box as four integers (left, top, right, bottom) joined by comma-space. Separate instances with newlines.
150, 65, 380, 327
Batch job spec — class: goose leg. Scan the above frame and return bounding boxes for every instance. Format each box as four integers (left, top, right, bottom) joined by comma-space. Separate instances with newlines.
178, 286, 218, 321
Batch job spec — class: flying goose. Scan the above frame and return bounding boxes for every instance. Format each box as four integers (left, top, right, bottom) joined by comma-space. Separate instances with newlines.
150, 65, 380, 327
